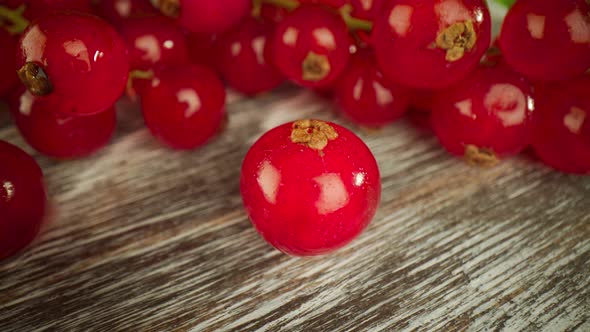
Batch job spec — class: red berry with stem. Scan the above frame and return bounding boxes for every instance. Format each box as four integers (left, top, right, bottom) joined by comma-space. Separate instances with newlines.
431, 63, 534, 166
16, 12, 129, 115
532, 76, 590, 174
120, 16, 189, 71
96, 0, 159, 27
154, 0, 250, 34
0, 28, 17, 97
335, 52, 409, 128
9, 88, 116, 159
272, 4, 351, 89
240, 119, 381, 256
25, 0, 92, 20
499, 0, 590, 82
140, 64, 226, 150
217, 18, 284, 96
0, 140, 47, 261
372, 0, 491, 90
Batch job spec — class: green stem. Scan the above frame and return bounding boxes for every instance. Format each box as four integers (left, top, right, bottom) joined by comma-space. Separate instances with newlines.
254, 0, 373, 32
339, 4, 373, 32
261, 0, 300, 11
0, 5, 30, 35
126, 70, 154, 98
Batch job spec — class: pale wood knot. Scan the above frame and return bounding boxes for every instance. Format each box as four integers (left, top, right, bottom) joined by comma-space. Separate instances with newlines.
436, 20, 477, 62
291, 119, 338, 151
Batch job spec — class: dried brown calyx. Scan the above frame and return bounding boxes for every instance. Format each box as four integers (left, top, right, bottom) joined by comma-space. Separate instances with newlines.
464, 145, 499, 168
157, 0, 180, 18
302, 51, 331, 82
436, 20, 477, 62
17, 62, 53, 96
291, 119, 338, 151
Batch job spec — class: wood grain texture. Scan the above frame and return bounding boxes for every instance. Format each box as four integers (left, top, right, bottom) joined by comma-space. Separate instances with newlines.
0, 88, 589, 332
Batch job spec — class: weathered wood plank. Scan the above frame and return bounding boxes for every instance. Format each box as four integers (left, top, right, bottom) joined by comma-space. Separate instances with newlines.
0, 88, 589, 332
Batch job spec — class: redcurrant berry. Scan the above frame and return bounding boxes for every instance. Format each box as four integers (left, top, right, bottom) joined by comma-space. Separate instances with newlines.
532, 76, 590, 174
25, 0, 92, 20
96, 0, 159, 27
140, 64, 226, 150
499, 0, 590, 82
335, 52, 409, 128
408, 89, 434, 130
0, 140, 47, 261
9, 88, 116, 159
0, 28, 17, 97
154, 0, 250, 34
217, 18, 284, 96
372, 0, 491, 90
16, 12, 129, 115
431, 64, 534, 166
272, 4, 351, 89
240, 119, 381, 256
120, 15, 189, 71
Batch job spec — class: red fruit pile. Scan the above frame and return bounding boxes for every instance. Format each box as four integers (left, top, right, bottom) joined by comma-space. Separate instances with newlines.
0, 0, 588, 258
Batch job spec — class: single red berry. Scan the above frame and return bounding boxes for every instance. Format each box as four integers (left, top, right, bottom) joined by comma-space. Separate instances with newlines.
25, 0, 92, 20
154, 0, 250, 34
335, 52, 409, 127
95, 0, 159, 27
272, 4, 351, 89
431, 63, 534, 166
217, 18, 284, 96
532, 76, 590, 174
9, 88, 116, 159
240, 119, 381, 256
0, 140, 47, 261
499, 0, 590, 82
140, 64, 226, 150
372, 0, 491, 90
16, 13, 129, 116
120, 16, 189, 71
0, 28, 18, 97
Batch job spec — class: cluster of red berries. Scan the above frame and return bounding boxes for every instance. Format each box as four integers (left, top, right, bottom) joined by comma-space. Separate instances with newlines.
1, 0, 589, 259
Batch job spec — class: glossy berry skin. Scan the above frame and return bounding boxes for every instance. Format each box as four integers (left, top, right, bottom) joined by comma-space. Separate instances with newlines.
431, 64, 534, 166
0, 140, 47, 261
217, 19, 283, 96
140, 64, 226, 150
25, 0, 92, 20
155, 0, 250, 34
16, 13, 129, 115
241, 119, 381, 256
10, 89, 116, 159
273, 5, 351, 89
532, 77, 590, 174
372, 0, 491, 90
499, 0, 590, 82
0, 29, 17, 97
120, 16, 189, 71
335, 53, 409, 128
96, 0, 159, 27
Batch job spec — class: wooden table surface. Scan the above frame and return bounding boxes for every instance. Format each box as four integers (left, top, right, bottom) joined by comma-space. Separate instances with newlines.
0, 87, 588, 332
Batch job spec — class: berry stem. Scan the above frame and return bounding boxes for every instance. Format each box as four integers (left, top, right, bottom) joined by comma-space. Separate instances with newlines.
126, 69, 154, 98
0, 5, 30, 35
253, 0, 373, 32
339, 4, 373, 32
